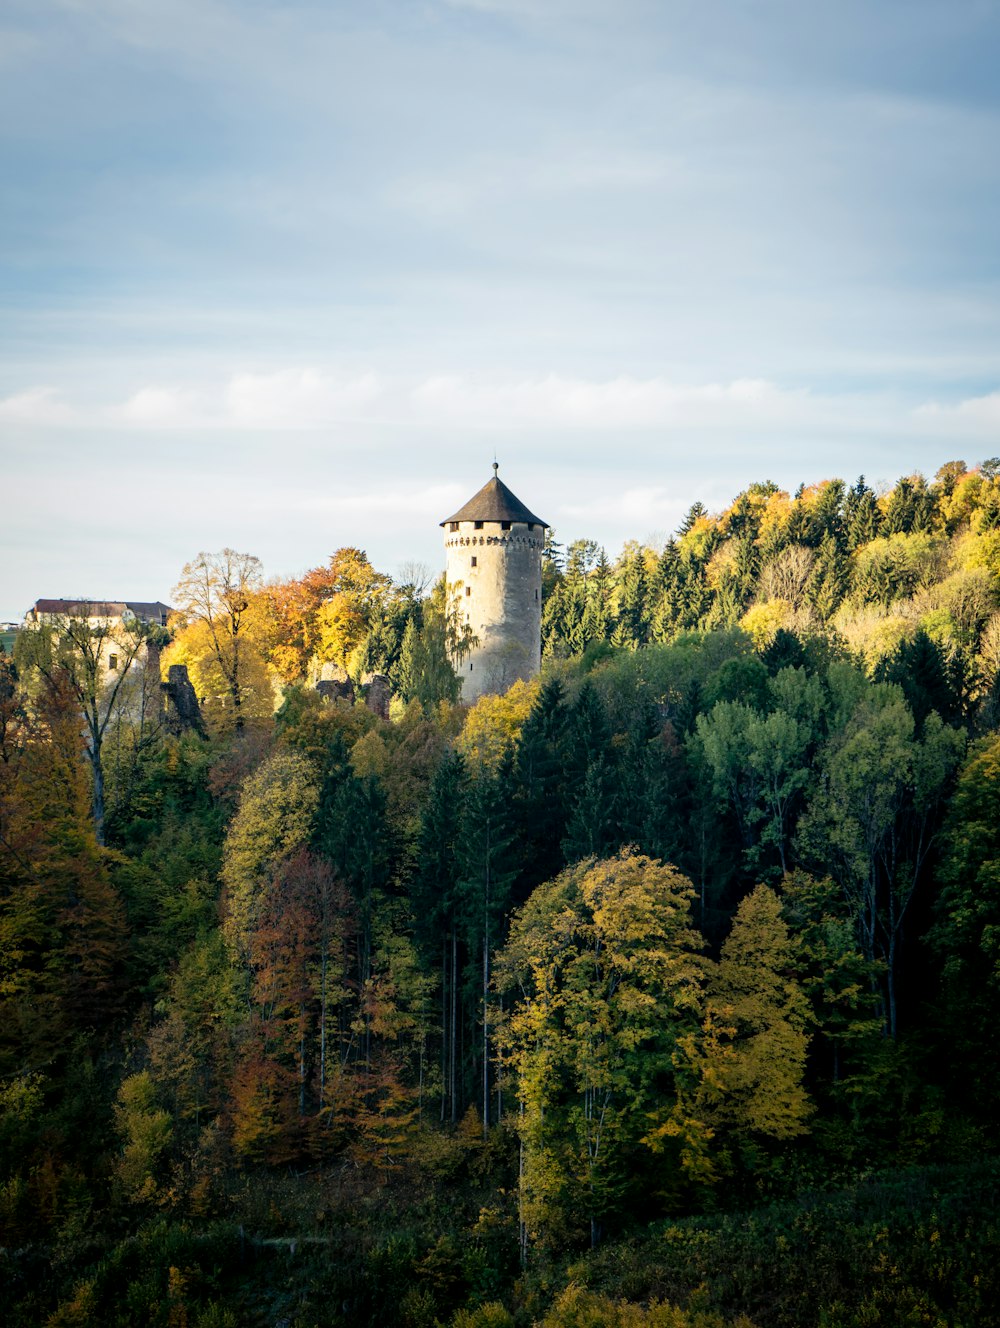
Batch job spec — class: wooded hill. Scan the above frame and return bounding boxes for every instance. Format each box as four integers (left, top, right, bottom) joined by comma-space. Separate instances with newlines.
2, 460, 1000, 1327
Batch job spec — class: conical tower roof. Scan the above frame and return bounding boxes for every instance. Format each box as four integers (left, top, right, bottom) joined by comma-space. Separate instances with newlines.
441, 467, 548, 528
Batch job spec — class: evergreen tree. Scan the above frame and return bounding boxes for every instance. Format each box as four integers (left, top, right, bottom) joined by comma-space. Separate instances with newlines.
611, 545, 649, 650
561, 681, 617, 861
806, 529, 848, 620
843, 476, 882, 549
876, 630, 958, 732
511, 677, 571, 898
457, 765, 517, 1130
410, 751, 469, 1122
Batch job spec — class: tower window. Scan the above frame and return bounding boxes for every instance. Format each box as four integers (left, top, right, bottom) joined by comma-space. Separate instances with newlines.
466, 586, 471, 596
471, 556, 477, 567
474, 521, 484, 529
470, 662, 473, 671
448, 522, 458, 531
528, 523, 535, 531
535, 589, 538, 600
501, 520, 511, 531
109, 653, 118, 670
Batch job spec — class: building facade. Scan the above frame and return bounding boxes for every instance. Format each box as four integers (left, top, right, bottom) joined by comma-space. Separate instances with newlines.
25, 598, 172, 682
441, 466, 548, 703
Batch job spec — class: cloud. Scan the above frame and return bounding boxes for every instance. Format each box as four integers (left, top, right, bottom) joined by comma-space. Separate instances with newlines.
5, 368, 1000, 450
110, 386, 205, 429
559, 484, 682, 530
224, 369, 383, 428
234, 480, 466, 520
4, 370, 818, 433
409, 373, 813, 430
914, 390, 1000, 434
0, 387, 75, 426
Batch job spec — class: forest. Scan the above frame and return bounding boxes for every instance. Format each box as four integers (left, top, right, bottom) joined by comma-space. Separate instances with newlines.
3, 460, 1000, 1326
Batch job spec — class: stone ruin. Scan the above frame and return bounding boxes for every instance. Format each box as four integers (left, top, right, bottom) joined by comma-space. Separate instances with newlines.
361, 672, 391, 720
313, 664, 392, 718
315, 663, 355, 705
162, 663, 206, 736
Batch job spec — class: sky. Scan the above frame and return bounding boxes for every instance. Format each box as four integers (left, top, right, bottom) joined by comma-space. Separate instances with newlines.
2, 0, 1000, 619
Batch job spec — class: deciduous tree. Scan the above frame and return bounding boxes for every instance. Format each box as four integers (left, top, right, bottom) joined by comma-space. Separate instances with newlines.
172, 549, 264, 729
496, 851, 709, 1252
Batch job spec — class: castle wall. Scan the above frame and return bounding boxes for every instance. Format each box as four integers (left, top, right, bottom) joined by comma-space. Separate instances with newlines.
444, 519, 543, 702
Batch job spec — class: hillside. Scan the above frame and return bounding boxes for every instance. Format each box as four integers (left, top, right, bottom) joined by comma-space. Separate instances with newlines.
2, 460, 1000, 1326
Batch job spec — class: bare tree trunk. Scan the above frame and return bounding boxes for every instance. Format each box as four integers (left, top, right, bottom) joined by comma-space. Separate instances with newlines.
440, 937, 448, 1123
482, 930, 489, 1137
320, 950, 328, 1106
89, 739, 106, 846
450, 928, 458, 1124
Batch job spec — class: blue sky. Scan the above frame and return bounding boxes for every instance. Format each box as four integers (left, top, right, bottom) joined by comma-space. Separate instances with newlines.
2, 0, 1000, 618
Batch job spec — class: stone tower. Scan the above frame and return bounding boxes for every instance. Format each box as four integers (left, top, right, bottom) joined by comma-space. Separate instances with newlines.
441, 465, 548, 703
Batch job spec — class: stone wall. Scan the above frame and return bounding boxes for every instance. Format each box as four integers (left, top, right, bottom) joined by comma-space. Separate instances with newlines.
444, 520, 543, 702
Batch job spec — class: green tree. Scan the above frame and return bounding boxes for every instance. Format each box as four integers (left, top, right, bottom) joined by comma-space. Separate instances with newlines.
796, 687, 964, 1037
929, 733, 1000, 1115
221, 748, 319, 960
511, 677, 571, 896
410, 751, 468, 1122
496, 851, 709, 1252
113, 1071, 174, 1205
458, 767, 517, 1132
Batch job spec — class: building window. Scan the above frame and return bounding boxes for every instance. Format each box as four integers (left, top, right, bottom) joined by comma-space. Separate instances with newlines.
465, 586, 471, 596
109, 653, 118, 670
535, 589, 538, 600
471, 556, 477, 567
501, 520, 511, 531
470, 662, 473, 671
449, 522, 459, 531
474, 520, 484, 530
528, 523, 535, 531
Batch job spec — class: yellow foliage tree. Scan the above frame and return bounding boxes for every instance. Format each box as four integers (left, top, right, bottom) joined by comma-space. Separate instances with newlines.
707, 884, 813, 1140
455, 677, 539, 773
496, 851, 710, 1252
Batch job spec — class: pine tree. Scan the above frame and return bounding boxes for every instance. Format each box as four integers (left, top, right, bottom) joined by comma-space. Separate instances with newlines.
457, 767, 517, 1130
511, 678, 571, 898
843, 476, 882, 548
410, 752, 468, 1122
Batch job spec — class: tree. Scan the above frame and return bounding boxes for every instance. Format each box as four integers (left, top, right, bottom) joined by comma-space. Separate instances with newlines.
410, 751, 468, 1123
796, 686, 964, 1037
0, 648, 26, 766
113, 1072, 174, 1205
510, 678, 571, 897
455, 678, 538, 773
458, 767, 517, 1132
779, 871, 882, 1113
706, 885, 812, 1142
0, 672, 128, 1078
562, 682, 617, 862
495, 851, 709, 1252
221, 749, 319, 961
15, 608, 159, 842
929, 733, 1000, 1114
313, 547, 394, 674
172, 549, 264, 729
